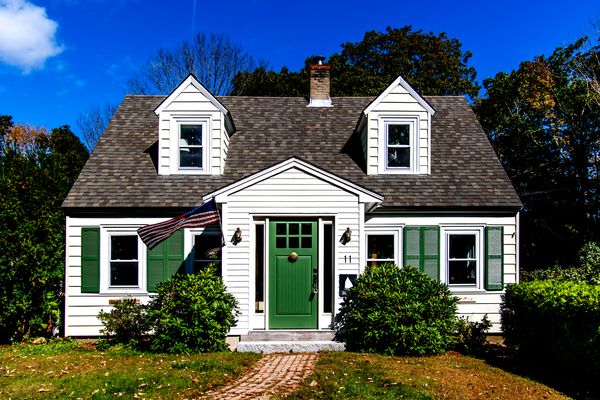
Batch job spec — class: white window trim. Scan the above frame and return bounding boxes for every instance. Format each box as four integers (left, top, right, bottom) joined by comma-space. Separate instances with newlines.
365, 228, 402, 266
378, 116, 420, 174
440, 226, 485, 292
169, 115, 211, 175
100, 227, 146, 293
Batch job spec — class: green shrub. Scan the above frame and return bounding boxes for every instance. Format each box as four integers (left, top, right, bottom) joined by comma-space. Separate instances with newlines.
454, 315, 491, 355
501, 280, 600, 380
335, 264, 458, 356
146, 267, 238, 354
522, 242, 600, 284
97, 296, 149, 347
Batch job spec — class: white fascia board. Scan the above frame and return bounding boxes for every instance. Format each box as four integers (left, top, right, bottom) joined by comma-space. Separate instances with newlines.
362, 75, 436, 116
154, 75, 234, 131
207, 157, 384, 204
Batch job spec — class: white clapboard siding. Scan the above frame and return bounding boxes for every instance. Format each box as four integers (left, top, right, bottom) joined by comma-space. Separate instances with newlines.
366, 214, 518, 333
365, 82, 431, 175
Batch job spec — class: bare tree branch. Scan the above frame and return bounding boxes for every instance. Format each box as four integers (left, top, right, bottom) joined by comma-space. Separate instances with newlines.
76, 103, 117, 151
127, 32, 256, 95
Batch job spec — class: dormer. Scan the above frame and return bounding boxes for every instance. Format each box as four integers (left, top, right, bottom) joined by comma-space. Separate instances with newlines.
357, 76, 435, 175
154, 74, 235, 175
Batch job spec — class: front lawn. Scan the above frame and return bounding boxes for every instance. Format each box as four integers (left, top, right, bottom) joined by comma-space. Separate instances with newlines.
0, 340, 259, 399
282, 351, 571, 400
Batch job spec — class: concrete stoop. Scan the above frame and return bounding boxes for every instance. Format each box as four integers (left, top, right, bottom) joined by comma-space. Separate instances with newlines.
235, 330, 345, 353
236, 340, 345, 353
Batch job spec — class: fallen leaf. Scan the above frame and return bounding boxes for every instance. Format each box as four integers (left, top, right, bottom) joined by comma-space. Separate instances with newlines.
309, 380, 318, 387
191, 378, 200, 383
38, 389, 51, 392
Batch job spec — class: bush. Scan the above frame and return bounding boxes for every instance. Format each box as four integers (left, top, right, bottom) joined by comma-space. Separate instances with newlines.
97, 296, 149, 347
335, 264, 458, 356
146, 267, 238, 354
501, 280, 600, 380
521, 242, 600, 284
454, 315, 491, 355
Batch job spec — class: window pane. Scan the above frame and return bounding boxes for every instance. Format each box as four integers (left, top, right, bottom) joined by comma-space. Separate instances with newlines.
449, 260, 477, 284
276, 237, 286, 248
289, 236, 299, 248
110, 236, 137, 260
289, 223, 299, 235
110, 261, 138, 286
449, 235, 476, 259
193, 234, 222, 261
301, 237, 312, 248
367, 235, 394, 260
388, 148, 410, 168
301, 223, 312, 235
388, 124, 409, 145
255, 225, 265, 313
180, 124, 202, 146
276, 223, 286, 235
180, 148, 202, 168
323, 225, 333, 313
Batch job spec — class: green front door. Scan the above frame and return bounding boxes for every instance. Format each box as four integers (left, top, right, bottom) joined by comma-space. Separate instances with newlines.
268, 220, 318, 329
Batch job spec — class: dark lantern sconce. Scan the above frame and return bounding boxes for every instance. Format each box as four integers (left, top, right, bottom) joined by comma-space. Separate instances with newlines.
231, 227, 242, 245
340, 227, 352, 245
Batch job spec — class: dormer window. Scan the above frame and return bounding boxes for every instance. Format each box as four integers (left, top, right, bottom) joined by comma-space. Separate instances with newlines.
179, 124, 203, 169
387, 124, 411, 168
168, 117, 211, 175
379, 117, 419, 174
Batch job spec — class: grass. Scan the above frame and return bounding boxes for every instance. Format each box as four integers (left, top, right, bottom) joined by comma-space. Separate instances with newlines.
0, 340, 578, 400
280, 351, 572, 400
0, 339, 259, 399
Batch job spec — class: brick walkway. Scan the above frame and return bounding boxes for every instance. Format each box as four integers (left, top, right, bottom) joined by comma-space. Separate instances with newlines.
201, 353, 318, 400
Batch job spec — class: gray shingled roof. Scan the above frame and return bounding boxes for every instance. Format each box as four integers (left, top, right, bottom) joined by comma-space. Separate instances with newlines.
62, 95, 521, 210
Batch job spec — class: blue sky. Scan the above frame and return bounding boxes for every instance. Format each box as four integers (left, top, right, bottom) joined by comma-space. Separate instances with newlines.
0, 0, 599, 136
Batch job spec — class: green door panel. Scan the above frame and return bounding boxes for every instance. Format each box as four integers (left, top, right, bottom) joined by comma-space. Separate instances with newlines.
269, 220, 318, 329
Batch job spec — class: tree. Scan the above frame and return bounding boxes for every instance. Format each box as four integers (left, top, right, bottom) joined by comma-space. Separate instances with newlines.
128, 32, 258, 95
475, 39, 600, 269
76, 103, 117, 151
232, 26, 480, 98
0, 121, 88, 342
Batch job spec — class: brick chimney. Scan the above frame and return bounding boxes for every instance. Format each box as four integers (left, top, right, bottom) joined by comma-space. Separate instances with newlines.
308, 58, 332, 107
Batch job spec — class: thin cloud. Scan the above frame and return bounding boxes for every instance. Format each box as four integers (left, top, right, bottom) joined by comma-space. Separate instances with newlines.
0, 0, 64, 73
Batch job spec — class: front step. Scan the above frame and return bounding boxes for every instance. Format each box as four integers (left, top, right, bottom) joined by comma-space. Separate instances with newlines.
242, 330, 335, 342
236, 340, 345, 353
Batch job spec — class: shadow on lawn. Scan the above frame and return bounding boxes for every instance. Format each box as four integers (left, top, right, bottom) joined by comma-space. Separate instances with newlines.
477, 343, 599, 400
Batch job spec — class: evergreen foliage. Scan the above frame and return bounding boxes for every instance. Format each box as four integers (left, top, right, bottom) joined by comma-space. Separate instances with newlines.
335, 264, 457, 356
0, 119, 88, 342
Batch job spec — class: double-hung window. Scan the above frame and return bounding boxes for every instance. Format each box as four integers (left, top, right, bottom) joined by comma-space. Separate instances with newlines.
109, 234, 140, 287
179, 124, 203, 169
387, 124, 411, 168
192, 229, 222, 275
443, 228, 483, 289
380, 117, 419, 173
366, 230, 399, 266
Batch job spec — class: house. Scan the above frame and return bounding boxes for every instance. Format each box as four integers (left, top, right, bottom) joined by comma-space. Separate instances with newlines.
62, 63, 521, 341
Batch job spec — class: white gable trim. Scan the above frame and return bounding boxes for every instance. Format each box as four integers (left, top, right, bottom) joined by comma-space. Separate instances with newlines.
363, 75, 436, 116
154, 74, 231, 117
207, 157, 384, 204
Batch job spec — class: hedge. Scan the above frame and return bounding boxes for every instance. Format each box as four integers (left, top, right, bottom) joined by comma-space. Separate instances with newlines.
501, 280, 600, 379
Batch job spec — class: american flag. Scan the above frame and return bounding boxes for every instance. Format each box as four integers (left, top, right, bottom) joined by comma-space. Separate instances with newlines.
137, 199, 221, 249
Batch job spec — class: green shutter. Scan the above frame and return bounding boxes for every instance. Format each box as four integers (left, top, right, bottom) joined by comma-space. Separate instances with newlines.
147, 230, 185, 292
81, 227, 100, 293
485, 226, 504, 291
422, 226, 440, 281
403, 226, 440, 280
404, 227, 421, 269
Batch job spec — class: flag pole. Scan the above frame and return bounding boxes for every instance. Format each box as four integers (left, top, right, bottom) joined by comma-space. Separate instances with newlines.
210, 197, 227, 247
